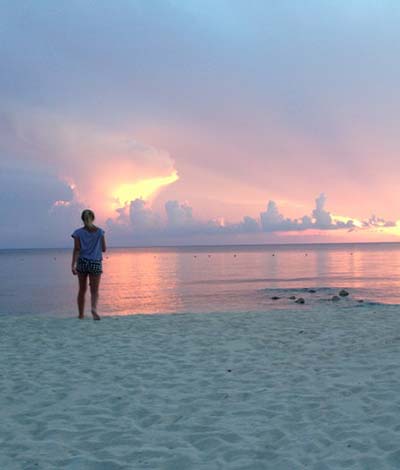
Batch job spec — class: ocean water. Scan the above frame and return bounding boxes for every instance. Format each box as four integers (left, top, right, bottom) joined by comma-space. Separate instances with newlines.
1, 243, 400, 316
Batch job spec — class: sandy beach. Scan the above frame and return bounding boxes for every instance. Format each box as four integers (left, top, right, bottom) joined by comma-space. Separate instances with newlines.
2, 305, 400, 469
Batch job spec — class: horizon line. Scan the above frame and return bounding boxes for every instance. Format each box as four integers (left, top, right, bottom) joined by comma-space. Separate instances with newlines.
2, 240, 400, 251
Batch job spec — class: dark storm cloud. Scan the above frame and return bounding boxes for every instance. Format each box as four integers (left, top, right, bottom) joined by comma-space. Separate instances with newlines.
0, 168, 83, 247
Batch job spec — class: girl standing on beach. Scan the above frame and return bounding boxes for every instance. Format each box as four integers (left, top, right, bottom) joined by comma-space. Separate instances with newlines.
71, 209, 106, 320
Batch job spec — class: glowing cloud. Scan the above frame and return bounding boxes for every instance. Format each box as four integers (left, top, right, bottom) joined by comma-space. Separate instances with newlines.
112, 171, 179, 208
108, 193, 400, 246
0, 108, 179, 220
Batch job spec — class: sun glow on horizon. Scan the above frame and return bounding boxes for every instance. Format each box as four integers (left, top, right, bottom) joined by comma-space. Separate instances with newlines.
112, 170, 179, 207
332, 214, 363, 228
332, 213, 400, 240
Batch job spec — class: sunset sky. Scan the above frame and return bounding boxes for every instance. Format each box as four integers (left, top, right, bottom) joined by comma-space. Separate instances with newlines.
1, 0, 400, 247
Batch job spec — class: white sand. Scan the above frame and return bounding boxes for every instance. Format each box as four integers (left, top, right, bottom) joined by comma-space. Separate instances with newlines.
2, 306, 400, 469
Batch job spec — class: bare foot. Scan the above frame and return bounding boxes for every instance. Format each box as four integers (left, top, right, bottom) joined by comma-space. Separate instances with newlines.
92, 311, 101, 321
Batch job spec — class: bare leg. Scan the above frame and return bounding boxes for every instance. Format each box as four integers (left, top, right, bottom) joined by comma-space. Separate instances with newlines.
77, 273, 88, 318
89, 274, 101, 320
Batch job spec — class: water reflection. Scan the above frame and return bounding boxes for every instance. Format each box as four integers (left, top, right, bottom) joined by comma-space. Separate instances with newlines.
103, 250, 184, 314
2, 244, 400, 316
100, 246, 400, 312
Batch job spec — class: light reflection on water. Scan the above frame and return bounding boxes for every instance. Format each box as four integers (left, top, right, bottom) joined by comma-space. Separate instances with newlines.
1, 243, 400, 316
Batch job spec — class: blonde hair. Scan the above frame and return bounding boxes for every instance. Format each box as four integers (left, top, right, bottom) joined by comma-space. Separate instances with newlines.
81, 209, 95, 229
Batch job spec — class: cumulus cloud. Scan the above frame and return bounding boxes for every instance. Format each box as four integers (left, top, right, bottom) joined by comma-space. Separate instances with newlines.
260, 201, 284, 230
312, 193, 332, 228
165, 200, 193, 228
260, 201, 312, 232
1, 164, 397, 248
109, 199, 212, 240
0, 109, 178, 220
0, 168, 84, 247
259, 194, 355, 232
105, 193, 394, 245
129, 199, 161, 233
362, 215, 396, 229
235, 216, 260, 233
106, 199, 161, 240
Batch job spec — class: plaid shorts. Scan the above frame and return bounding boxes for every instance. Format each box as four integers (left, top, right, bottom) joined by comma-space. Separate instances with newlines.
77, 257, 103, 275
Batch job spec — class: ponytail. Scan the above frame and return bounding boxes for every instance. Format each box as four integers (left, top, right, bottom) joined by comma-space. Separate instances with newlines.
81, 209, 95, 229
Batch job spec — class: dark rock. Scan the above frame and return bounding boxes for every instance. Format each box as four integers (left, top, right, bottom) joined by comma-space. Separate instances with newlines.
295, 298, 305, 304
339, 289, 349, 297
227, 369, 232, 373
271, 296, 280, 300
308, 289, 316, 293
298, 330, 304, 334
332, 295, 340, 302
289, 295, 296, 300
357, 299, 364, 303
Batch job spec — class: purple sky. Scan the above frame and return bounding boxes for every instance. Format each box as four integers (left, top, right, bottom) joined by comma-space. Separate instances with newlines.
1, 1, 400, 247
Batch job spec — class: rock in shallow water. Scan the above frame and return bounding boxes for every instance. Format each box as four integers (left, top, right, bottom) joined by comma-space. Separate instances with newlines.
339, 289, 349, 297
332, 296, 340, 302
295, 298, 305, 304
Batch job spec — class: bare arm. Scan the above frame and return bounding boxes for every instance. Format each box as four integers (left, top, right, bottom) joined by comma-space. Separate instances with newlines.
101, 235, 107, 253
71, 236, 81, 275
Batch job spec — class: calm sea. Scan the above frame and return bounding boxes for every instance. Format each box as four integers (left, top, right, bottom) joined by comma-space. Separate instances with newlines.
1, 243, 400, 316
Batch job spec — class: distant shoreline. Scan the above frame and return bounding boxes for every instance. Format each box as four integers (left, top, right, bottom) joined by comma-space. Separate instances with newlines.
2, 240, 400, 252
